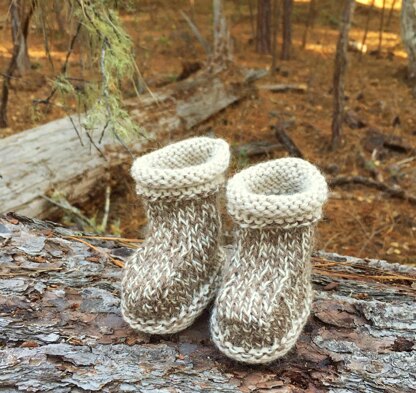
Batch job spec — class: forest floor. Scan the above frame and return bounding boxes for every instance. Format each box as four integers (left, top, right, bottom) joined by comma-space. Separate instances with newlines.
0, 0, 415, 265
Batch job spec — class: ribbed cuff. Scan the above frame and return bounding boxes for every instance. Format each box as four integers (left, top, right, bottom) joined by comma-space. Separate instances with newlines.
226, 158, 328, 228
131, 137, 230, 198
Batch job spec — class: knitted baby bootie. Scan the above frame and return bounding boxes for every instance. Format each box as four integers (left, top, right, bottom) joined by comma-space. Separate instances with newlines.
121, 137, 230, 334
210, 158, 328, 363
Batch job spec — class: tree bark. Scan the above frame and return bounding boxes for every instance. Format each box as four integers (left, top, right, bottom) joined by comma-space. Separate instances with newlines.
256, 0, 272, 53
331, 0, 355, 150
377, 0, 386, 54
302, 0, 316, 48
271, 0, 280, 71
0, 0, 35, 128
281, 0, 293, 60
11, 0, 33, 76
0, 213, 415, 392
0, 68, 260, 219
401, 0, 416, 79
360, 0, 375, 61
210, 0, 232, 71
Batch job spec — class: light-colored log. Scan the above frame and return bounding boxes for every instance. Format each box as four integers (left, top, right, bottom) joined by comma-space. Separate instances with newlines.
0, 69, 253, 218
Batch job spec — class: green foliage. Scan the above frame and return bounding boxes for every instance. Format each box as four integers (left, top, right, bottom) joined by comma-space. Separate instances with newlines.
234, 146, 250, 170
39, 0, 145, 143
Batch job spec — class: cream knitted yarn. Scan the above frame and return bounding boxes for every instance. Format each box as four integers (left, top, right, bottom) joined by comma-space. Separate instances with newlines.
210, 158, 328, 364
121, 137, 230, 334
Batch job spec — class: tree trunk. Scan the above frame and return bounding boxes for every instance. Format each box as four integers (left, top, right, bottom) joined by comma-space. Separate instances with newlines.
256, 0, 272, 53
377, 0, 386, 54
401, 0, 416, 79
11, 0, 32, 76
0, 0, 35, 128
210, 0, 232, 71
302, 0, 316, 48
331, 0, 355, 150
1, 213, 415, 392
281, 0, 293, 60
0, 68, 261, 219
271, 0, 280, 71
360, 0, 375, 61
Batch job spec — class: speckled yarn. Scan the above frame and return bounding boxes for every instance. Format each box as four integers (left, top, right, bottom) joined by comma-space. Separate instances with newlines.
121, 137, 230, 334
210, 158, 328, 363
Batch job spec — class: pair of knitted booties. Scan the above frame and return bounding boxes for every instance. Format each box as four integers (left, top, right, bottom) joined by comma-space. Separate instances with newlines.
121, 137, 328, 364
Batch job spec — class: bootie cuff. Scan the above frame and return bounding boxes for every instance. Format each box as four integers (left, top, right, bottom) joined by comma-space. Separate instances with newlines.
131, 137, 230, 199
226, 158, 328, 228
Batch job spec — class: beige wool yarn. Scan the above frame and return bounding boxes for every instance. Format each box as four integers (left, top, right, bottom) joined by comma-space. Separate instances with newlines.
121, 137, 230, 334
210, 158, 328, 364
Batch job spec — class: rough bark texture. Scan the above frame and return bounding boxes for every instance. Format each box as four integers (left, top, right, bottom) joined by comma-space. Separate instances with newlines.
210, 0, 233, 70
11, 0, 33, 76
401, 0, 416, 79
256, 0, 272, 54
331, 0, 355, 150
0, 68, 256, 219
1, 213, 415, 392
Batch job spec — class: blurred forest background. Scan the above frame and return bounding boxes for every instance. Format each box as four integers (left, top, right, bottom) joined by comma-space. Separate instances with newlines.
0, 0, 415, 265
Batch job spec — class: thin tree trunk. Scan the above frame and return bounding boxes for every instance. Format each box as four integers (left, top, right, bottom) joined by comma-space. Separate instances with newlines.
12, 0, 33, 75
210, 0, 232, 70
302, 0, 316, 48
0, 0, 35, 128
386, 0, 398, 28
248, 0, 256, 39
360, 0, 375, 61
271, 0, 280, 71
401, 0, 416, 79
331, 0, 355, 150
377, 0, 386, 54
256, 0, 272, 53
281, 0, 293, 60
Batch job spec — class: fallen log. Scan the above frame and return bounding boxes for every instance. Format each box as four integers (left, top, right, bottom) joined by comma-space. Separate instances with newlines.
1, 213, 415, 392
232, 140, 281, 157
330, 175, 416, 205
258, 83, 307, 93
0, 68, 257, 219
272, 122, 304, 158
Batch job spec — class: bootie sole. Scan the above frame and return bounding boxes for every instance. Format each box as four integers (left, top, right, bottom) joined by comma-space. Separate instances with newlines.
210, 295, 312, 364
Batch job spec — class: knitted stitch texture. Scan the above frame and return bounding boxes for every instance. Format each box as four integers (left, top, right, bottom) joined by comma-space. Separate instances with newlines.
121, 137, 230, 334
210, 158, 328, 364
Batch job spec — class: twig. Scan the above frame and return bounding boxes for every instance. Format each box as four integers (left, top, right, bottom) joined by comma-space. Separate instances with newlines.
180, 10, 211, 56
68, 234, 143, 243
99, 38, 133, 158
33, 22, 82, 106
101, 185, 111, 232
64, 235, 124, 268
41, 195, 93, 228
68, 115, 84, 147
329, 176, 416, 205
313, 268, 416, 283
